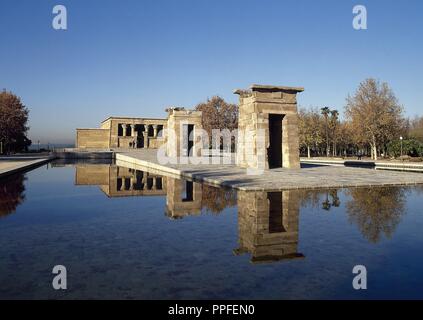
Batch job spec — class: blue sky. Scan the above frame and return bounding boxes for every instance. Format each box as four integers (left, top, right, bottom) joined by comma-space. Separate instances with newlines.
1, 0, 422, 144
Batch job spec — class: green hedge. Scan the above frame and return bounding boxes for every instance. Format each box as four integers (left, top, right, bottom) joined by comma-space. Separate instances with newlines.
387, 138, 423, 157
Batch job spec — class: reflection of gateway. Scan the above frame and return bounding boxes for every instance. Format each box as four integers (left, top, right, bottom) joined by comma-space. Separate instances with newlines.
235, 190, 304, 263
75, 163, 303, 264
165, 179, 202, 219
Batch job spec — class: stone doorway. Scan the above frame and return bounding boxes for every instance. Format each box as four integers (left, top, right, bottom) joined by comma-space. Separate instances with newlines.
267, 192, 286, 233
136, 136, 144, 148
182, 181, 194, 202
182, 124, 194, 157
268, 114, 283, 168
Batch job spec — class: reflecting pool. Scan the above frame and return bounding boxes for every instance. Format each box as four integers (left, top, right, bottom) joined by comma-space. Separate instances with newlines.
1, 160, 423, 299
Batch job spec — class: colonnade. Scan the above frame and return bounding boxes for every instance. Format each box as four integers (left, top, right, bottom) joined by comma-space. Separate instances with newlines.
118, 123, 163, 148
119, 124, 161, 138
117, 174, 163, 191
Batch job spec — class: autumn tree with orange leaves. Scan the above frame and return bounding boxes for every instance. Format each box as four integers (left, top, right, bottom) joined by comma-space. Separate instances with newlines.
195, 96, 238, 149
0, 90, 31, 154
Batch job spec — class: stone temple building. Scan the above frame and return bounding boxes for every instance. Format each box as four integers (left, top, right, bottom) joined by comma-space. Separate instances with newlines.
76, 117, 166, 149
234, 84, 304, 170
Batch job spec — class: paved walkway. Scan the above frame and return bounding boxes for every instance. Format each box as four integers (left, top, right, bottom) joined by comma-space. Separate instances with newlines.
116, 150, 423, 191
0, 157, 52, 178
301, 158, 423, 172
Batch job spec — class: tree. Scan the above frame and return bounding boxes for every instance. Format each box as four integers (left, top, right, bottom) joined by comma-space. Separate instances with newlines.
0, 173, 26, 217
201, 185, 237, 214
336, 121, 355, 157
346, 187, 406, 243
195, 96, 238, 148
0, 90, 31, 153
321, 107, 331, 156
329, 110, 339, 156
409, 116, 423, 142
298, 107, 323, 158
345, 79, 404, 160
387, 138, 423, 158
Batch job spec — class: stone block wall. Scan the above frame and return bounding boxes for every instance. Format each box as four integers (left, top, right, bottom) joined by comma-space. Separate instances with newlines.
235, 190, 302, 263
165, 177, 202, 218
235, 84, 303, 170
75, 164, 110, 185
166, 109, 203, 158
76, 129, 110, 149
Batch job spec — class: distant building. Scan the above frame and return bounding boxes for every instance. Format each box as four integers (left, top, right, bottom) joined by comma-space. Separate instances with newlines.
76, 116, 166, 149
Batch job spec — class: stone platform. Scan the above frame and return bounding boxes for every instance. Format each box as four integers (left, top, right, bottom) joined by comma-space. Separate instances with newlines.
115, 150, 423, 191
0, 157, 52, 178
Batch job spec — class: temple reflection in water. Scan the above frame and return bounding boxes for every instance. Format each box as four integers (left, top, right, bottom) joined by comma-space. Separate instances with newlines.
74, 163, 304, 263
0, 161, 409, 264
75, 164, 205, 218
235, 190, 304, 263
72, 162, 411, 262
75, 164, 167, 197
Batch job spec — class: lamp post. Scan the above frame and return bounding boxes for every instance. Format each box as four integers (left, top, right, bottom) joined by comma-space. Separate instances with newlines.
400, 136, 403, 158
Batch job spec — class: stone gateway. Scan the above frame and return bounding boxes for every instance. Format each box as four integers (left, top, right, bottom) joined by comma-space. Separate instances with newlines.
234, 84, 304, 170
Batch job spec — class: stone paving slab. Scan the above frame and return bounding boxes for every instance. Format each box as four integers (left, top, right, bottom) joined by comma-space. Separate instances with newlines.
0, 158, 51, 178
115, 150, 423, 191
301, 158, 423, 172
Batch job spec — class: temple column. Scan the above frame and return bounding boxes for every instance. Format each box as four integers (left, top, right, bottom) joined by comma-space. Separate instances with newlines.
153, 125, 158, 138
121, 124, 127, 137
132, 125, 138, 137
144, 125, 150, 148
131, 124, 137, 148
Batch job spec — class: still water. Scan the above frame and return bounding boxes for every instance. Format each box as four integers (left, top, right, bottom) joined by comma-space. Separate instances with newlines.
1, 160, 423, 299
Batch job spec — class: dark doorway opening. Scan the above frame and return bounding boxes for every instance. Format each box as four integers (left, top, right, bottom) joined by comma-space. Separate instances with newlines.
267, 192, 285, 233
268, 114, 283, 168
125, 125, 131, 137
124, 178, 131, 190
182, 181, 194, 202
147, 178, 153, 190
137, 137, 144, 148
156, 177, 163, 190
147, 125, 154, 137
117, 178, 122, 191
187, 124, 194, 156
183, 124, 194, 157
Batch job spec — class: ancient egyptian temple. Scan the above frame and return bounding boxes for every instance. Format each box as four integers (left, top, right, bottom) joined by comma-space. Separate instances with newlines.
75, 84, 303, 170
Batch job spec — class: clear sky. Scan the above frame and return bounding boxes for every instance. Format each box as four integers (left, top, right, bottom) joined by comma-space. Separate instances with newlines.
1, 0, 422, 144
